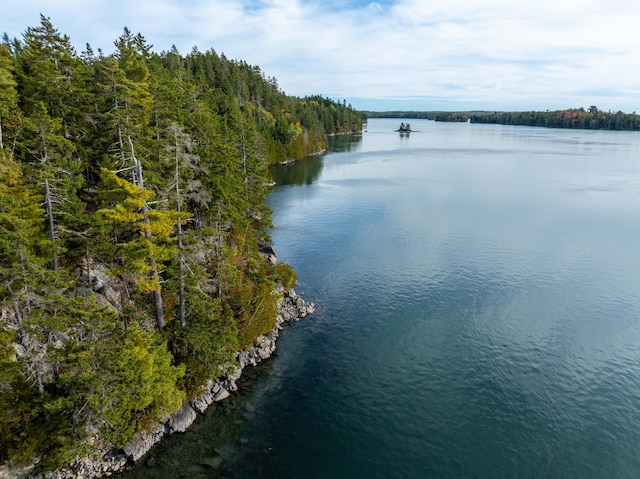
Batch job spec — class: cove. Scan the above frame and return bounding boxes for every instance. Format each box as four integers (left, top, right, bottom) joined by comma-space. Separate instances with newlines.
122, 118, 640, 479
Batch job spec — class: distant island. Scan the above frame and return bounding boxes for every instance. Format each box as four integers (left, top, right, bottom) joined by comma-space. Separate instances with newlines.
365, 107, 640, 131
395, 122, 413, 133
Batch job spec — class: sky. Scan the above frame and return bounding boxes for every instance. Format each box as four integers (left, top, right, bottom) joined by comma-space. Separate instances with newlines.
3, 0, 640, 112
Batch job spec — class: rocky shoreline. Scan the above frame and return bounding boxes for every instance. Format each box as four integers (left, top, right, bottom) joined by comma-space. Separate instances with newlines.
1, 288, 314, 479
276, 148, 326, 165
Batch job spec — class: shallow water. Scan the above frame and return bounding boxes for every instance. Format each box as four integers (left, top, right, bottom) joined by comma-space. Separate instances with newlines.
123, 119, 640, 478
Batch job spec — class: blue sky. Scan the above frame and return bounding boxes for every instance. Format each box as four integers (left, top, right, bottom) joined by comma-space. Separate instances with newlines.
3, 0, 639, 112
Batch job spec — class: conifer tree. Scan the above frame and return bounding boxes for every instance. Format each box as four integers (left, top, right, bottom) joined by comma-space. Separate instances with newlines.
98, 169, 177, 328
0, 18, 365, 472
0, 44, 21, 155
16, 15, 82, 135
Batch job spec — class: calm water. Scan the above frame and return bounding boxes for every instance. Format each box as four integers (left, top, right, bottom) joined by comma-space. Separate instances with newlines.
124, 119, 640, 478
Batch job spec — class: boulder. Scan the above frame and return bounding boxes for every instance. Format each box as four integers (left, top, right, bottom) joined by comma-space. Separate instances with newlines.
191, 391, 214, 414
213, 387, 230, 402
165, 404, 198, 434
123, 423, 166, 462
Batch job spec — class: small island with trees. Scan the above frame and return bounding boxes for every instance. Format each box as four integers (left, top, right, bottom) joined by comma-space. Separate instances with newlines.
395, 122, 412, 132
395, 122, 418, 135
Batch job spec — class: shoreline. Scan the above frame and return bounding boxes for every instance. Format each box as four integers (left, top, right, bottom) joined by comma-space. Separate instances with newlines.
2, 288, 314, 479
274, 129, 363, 166
275, 148, 326, 165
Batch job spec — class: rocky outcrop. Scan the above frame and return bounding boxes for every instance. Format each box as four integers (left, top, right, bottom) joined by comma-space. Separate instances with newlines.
0, 289, 314, 479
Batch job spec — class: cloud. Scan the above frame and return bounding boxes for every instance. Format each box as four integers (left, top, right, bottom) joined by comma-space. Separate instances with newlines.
2, 0, 639, 111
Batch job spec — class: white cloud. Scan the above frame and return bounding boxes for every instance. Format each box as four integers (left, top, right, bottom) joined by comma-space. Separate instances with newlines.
2, 0, 639, 111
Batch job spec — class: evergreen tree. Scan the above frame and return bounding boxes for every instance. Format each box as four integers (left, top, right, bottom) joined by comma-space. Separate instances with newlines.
0, 18, 363, 473
98, 169, 178, 328
0, 44, 21, 155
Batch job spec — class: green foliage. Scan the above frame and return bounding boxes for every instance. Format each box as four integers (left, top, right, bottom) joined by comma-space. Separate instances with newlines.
0, 296, 116, 470
87, 325, 185, 447
0, 370, 86, 470
274, 262, 298, 290
465, 108, 640, 130
0, 156, 52, 301
0, 17, 353, 472
166, 289, 237, 396
98, 169, 178, 292
0, 44, 22, 155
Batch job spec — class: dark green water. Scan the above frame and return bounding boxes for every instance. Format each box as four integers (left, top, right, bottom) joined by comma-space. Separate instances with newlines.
123, 119, 640, 478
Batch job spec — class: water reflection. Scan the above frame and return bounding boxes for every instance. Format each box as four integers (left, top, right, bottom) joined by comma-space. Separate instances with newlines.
119, 120, 640, 478
269, 133, 362, 186
269, 155, 324, 186
326, 133, 362, 154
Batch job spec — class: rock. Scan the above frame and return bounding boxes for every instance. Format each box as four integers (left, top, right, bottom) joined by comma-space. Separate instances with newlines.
92, 279, 105, 292
165, 404, 198, 434
225, 365, 242, 381
122, 423, 166, 462
237, 351, 248, 369
191, 391, 214, 414
11, 343, 26, 359
201, 456, 223, 469
213, 387, 230, 402
0, 463, 34, 479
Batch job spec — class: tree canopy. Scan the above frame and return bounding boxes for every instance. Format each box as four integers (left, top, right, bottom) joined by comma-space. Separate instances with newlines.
0, 16, 364, 471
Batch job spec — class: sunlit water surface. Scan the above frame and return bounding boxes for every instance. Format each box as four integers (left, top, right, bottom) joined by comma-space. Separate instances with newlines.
122, 119, 640, 478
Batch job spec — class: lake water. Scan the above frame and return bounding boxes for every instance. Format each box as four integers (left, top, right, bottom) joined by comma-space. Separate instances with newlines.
123, 118, 640, 478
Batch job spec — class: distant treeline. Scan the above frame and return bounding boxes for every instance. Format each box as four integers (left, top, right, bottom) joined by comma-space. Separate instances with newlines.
365, 107, 640, 131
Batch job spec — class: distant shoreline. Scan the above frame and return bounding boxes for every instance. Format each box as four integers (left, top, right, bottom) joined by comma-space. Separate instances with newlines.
363, 108, 640, 131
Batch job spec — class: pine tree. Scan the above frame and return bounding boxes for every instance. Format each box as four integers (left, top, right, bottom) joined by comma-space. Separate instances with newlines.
16, 15, 82, 135
98, 169, 178, 329
0, 44, 21, 155
0, 19, 365, 472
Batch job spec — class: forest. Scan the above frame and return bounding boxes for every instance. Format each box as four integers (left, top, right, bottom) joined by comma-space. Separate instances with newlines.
0, 16, 364, 472
366, 107, 640, 130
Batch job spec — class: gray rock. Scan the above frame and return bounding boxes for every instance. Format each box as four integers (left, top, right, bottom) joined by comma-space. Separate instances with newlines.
123, 423, 166, 462
211, 383, 222, 395
191, 392, 214, 414
165, 404, 198, 434
214, 387, 230, 402
11, 343, 26, 359
227, 365, 242, 381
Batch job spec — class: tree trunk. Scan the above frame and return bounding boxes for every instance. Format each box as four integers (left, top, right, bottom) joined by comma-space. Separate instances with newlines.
130, 137, 165, 329
175, 131, 186, 327
44, 179, 58, 271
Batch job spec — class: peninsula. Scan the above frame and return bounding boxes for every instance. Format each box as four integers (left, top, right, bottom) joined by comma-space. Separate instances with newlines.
0, 16, 364, 477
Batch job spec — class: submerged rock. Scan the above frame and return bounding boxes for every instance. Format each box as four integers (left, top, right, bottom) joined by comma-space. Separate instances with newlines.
201, 456, 223, 469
